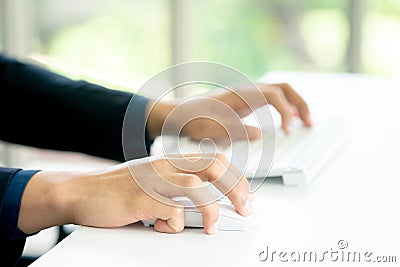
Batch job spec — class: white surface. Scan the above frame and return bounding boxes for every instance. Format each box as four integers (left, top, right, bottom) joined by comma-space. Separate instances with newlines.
30, 71, 400, 266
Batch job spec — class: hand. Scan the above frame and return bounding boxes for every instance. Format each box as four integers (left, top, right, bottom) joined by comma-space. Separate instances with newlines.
147, 83, 312, 141
18, 153, 252, 235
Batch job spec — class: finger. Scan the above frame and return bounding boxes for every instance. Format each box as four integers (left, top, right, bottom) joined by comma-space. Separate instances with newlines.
224, 123, 261, 141
160, 155, 252, 216
196, 201, 219, 235
189, 154, 252, 216
164, 173, 219, 234
183, 118, 228, 141
209, 154, 253, 216
290, 104, 300, 117
273, 83, 312, 127
262, 86, 293, 134
148, 192, 185, 233
248, 193, 255, 202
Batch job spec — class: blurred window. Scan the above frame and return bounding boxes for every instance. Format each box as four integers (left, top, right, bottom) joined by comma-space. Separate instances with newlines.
2, 0, 399, 92
29, 0, 170, 92
181, 0, 349, 81
362, 0, 400, 76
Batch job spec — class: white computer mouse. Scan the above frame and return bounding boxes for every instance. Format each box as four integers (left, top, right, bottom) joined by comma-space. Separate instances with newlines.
141, 196, 253, 231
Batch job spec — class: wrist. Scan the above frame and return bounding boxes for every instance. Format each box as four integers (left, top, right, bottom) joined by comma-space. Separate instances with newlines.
146, 100, 175, 138
18, 171, 79, 234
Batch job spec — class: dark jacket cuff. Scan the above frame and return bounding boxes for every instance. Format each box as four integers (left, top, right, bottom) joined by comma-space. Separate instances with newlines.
0, 169, 40, 243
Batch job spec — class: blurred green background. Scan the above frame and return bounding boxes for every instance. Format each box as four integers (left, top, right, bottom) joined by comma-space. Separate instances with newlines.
7, 0, 400, 92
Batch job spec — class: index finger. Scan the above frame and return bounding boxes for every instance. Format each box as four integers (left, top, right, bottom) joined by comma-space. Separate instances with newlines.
160, 173, 220, 234
164, 154, 253, 216
271, 83, 312, 127
188, 154, 252, 217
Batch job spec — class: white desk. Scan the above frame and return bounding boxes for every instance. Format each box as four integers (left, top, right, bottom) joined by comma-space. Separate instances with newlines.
30, 72, 400, 266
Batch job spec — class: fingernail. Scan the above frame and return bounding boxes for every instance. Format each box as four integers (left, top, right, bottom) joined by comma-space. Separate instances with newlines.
245, 199, 253, 214
307, 117, 313, 127
208, 221, 219, 234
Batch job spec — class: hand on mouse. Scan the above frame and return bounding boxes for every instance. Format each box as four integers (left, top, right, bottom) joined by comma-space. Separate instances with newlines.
18, 153, 253, 235
146, 82, 312, 141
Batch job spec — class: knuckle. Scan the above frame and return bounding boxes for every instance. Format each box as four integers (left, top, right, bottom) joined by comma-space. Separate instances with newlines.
269, 88, 284, 100
157, 157, 173, 168
297, 101, 309, 111
281, 82, 290, 89
274, 88, 285, 97
182, 174, 201, 188
168, 207, 185, 233
171, 206, 184, 218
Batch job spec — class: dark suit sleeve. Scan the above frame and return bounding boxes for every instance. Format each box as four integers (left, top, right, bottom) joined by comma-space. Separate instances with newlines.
0, 53, 153, 162
0, 168, 37, 267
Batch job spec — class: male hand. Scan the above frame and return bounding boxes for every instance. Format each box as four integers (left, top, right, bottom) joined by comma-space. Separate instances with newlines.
147, 83, 312, 141
18, 153, 252, 235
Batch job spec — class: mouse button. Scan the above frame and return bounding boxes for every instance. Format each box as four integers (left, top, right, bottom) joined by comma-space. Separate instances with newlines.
217, 201, 235, 210
183, 211, 203, 228
172, 196, 196, 207
218, 204, 240, 218
218, 204, 253, 222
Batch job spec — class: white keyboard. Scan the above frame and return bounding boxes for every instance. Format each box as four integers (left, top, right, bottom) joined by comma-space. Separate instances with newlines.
242, 118, 350, 185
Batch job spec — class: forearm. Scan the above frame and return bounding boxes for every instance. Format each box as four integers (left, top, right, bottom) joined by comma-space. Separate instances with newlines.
18, 171, 78, 234
17, 163, 143, 234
